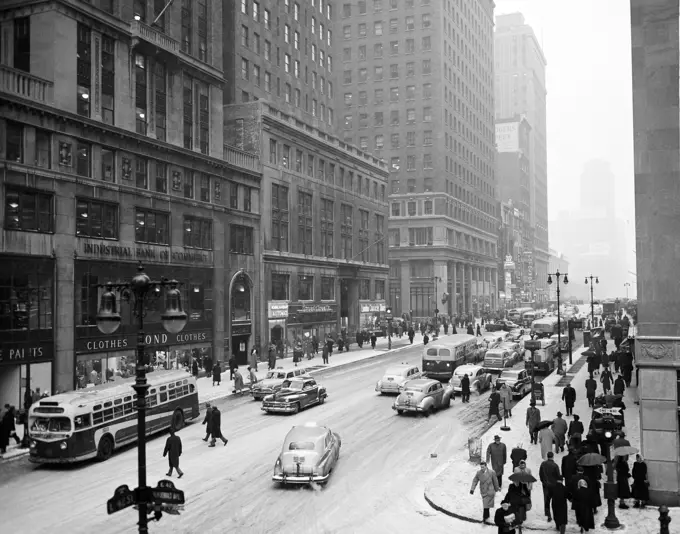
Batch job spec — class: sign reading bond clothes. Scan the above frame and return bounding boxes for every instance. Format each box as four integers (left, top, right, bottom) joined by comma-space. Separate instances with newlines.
0, 341, 54, 366
76, 329, 212, 354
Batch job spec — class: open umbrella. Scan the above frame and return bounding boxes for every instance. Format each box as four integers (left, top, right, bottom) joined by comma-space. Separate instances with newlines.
536, 420, 553, 431
612, 437, 630, 448
578, 453, 606, 466
613, 446, 638, 457
582, 349, 596, 358
509, 471, 537, 484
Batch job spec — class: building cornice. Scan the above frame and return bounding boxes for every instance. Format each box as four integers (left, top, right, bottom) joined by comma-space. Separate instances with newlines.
263, 250, 388, 272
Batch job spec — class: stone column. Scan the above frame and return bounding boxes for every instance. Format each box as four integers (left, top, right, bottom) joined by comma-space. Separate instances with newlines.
451, 262, 458, 317
630, 0, 680, 506
400, 259, 411, 318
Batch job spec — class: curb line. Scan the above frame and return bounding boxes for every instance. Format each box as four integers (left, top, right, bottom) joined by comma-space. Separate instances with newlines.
423, 490, 482, 524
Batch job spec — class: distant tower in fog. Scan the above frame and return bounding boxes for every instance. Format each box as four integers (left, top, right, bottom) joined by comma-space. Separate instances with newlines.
579, 160, 616, 217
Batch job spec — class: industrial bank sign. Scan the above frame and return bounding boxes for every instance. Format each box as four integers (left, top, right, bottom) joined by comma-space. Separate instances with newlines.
79, 241, 212, 265
76, 330, 213, 354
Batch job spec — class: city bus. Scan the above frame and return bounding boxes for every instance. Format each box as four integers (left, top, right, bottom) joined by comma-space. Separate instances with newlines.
422, 334, 477, 380
531, 316, 566, 338
27, 370, 199, 463
521, 309, 543, 327
508, 307, 533, 324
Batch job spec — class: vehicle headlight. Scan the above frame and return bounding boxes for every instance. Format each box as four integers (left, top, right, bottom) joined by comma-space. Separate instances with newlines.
60, 441, 67, 450
30, 441, 36, 448
376, 380, 382, 388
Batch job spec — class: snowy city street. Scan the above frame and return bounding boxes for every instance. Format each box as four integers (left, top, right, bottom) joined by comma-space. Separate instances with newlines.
1, 343, 509, 534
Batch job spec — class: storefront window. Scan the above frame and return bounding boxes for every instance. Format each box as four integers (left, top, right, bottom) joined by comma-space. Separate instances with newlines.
359, 279, 370, 300
0, 258, 53, 332
76, 351, 135, 388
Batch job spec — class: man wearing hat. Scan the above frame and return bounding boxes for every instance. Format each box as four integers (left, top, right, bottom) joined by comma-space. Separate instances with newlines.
486, 434, 508, 489
539, 451, 561, 522
201, 402, 213, 442
551, 412, 568, 453
525, 401, 541, 445
470, 460, 500, 524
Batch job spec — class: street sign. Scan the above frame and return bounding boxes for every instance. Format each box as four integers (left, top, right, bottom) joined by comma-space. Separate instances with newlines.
524, 340, 541, 351
151, 480, 185, 505
594, 407, 622, 416
385, 314, 393, 321
107, 484, 136, 515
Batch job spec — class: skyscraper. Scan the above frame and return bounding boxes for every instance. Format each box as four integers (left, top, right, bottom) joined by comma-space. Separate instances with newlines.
334, 0, 499, 319
494, 13, 550, 302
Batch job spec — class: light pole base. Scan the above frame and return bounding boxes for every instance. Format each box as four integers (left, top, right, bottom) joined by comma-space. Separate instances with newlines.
603, 499, 623, 530
500, 426, 511, 432
602, 520, 623, 531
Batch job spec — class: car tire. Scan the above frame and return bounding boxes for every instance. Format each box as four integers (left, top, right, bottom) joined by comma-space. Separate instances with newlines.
291, 403, 300, 414
96, 435, 114, 462
396, 409, 403, 415
319, 395, 325, 405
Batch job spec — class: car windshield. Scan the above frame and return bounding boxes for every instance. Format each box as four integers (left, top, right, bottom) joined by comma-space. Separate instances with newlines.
404, 386, 424, 393
454, 368, 472, 377
30, 416, 72, 432
385, 368, 406, 376
500, 371, 519, 380
288, 441, 315, 450
281, 380, 304, 390
266, 371, 286, 379
486, 353, 503, 359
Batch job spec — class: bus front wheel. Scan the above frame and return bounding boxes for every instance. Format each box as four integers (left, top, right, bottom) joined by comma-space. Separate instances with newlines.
97, 435, 114, 462
172, 409, 185, 431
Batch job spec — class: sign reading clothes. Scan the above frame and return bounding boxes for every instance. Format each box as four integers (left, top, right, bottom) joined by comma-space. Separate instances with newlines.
0, 341, 54, 366
268, 302, 289, 318
76, 330, 213, 354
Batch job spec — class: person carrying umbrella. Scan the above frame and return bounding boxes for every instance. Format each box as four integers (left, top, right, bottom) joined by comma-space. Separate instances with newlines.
525, 402, 541, 445
507, 468, 535, 529
577, 452, 604, 514
510, 443, 527, 469
470, 461, 500, 524
615, 453, 632, 509
631, 454, 649, 508
537, 421, 556, 460
561, 447, 579, 494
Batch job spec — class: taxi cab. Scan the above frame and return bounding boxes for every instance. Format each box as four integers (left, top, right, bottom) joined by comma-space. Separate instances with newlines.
375, 363, 422, 394
393, 378, 453, 416
448, 364, 493, 395
251, 367, 308, 401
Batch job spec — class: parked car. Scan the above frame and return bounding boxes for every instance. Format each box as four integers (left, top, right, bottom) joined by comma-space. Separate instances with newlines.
448, 364, 493, 395
485, 320, 517, 332
375, 363, 422, 395
483, 349, 515, 373
272, 423, 341, 485
392, 379, 453, 416
251, 367, 308, 401
495, 368, 532, 399
261, 377, 327, 414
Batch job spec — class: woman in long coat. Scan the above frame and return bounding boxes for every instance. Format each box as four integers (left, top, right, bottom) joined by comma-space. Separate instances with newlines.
470, 462, 500, 523
631, 454, 649, 507
163, 428, 184, 478
616, 456, 632, 506
538, 426, 556, 460
212, 362, 222, 386
573, 479, 596, 532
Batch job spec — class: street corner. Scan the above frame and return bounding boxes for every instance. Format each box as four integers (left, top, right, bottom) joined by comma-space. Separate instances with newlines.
423, 453, 488, 524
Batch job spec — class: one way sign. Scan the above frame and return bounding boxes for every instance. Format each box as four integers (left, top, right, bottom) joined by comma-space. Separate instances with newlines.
594, 407, 622, 416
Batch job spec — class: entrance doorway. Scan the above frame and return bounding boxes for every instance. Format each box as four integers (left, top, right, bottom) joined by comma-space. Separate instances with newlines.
232, 335, 249, 366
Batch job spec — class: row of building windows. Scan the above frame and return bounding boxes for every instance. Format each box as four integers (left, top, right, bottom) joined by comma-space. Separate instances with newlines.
3, 186, 255, 254
242, 0, 332, 26
271, 273, 385, 302
348, 131, 433, 151
269, 184, 386, 264
388, 226, 496, 257
342, 14, 432, 39
342, 0, 431, 17
3, 121, 254, 209
343, 108, 434, 131
344, 84, 432, 107
343, 60, 432, 84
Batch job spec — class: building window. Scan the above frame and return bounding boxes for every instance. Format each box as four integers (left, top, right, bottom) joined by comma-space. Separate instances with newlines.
389, 228, 400, 247
183, 73, 193, 149
375, 214, 385, 264
407, 201, 416, 215
422, 13, 431, 28
76, 142, 91, 177
101, 36, 115, 125
4, 187, 53, 233
391, 203, 400, 216
230, 182, 239, 209
243, 187, 252, 212
375, 280, 385, 300
135, 208, 169, 244
272, 273, 289, 300
5, 121, 23, 163
184, 216, 212, 249
307, 155, 314, 177
359, 210, 369, 261
271, 184, 289, 252
408, 227, 433, 246
269, 139, 277, 164
33, 128, 50, 169
321, 198, 334, 257
155, 161, 167, 192
181, 0, 192, 53
135, 157, 148, 189
200, 174, 210, 202
341, 204, 353, 259
422, 60, 431, 75
0, 259, 53, 331
359, 279, 370, 300
297, 275, 313, 301
321, 277, 335, 300
198, 83, 209, 155
230, 225, 254, 254
13, 17, 31, 72
77, 24, 92, 117
298, 191, 313, 255
424, 199, 433, 214
134, 54, 148, 134
197, 0, 208, 60
184, 169, 194, 198
76, 198, 118, 239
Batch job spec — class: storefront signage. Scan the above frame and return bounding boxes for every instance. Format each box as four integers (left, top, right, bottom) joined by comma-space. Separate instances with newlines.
0, 341, 54, 366
360, 303, 386, 313
232, 324, 252, 336
79, 242, 212, 265
299, 304, 333, 314
76, 330, 213, 354
268, 302, 290, 318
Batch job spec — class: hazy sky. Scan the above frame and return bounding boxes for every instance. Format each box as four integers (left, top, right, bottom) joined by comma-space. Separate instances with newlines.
495, 0, 635, 226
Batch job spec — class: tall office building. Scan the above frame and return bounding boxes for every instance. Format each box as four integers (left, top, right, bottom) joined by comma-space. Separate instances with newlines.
224, 0, 390, 348
334, 0, 499, 320
0, 0, 260, 407
494, 13, 550, 302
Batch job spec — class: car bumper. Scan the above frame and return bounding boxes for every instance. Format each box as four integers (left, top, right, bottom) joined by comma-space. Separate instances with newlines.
252, 390, 274, 400
262, 404, 297, 413
273, 472, 331, 484
377, 384, 402, 393
393, 404, 424, 412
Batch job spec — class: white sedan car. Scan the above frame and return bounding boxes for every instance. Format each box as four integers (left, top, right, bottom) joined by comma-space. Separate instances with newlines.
375, 363, 422, 394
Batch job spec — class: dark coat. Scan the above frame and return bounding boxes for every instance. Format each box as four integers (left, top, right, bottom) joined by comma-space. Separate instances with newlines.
613, 376, 626, 396
550, 482, 569, 526
601, 371, 612, 390
539, 459, 561, 487
493, 507, 517, 534
631, 461, 649, 501
461, 374, 471, 395
163, 434, 182, 468
212, 364, 222, 382
228, 357, 237, 371
568, 420, 584, 437
561, 453, 578, 488
616, 460, 632, 499
562, 385, 576, 407
585, 378, 597, 398
510, 447, 527, 469
211, 408, 223, 439
574, 486, 596, 529
582, 465, 603, 509
202, 408, 213, 434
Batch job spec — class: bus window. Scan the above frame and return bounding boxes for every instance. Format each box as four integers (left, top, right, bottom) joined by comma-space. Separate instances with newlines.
160, 391, 168, 403
74, 414, 91, 430
104, 401, 112, 408
113, 405, 124, 418
31, 417, 71, 432
114, 398, 122, 405
93, 412, 103, 425
190, 384, 195, 393
147, 394, 158, 408
93, 405, 102, 412
160, 385, 167, 392
123, 402, 135, 415
168, 387, 178, 400
103, 408, 114, 421
124, 396, 132, 402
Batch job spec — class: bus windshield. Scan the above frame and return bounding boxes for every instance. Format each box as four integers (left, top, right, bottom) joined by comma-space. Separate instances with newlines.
30, 416, 72, 433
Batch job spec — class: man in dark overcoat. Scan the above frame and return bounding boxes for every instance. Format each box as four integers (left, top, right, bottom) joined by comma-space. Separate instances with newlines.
561, 384, 576, 416
461, 373, 471, 403
550, 475, 569, 534
201, 402, 213, 442
163, 428, 184, 478
208, 406, 228, 447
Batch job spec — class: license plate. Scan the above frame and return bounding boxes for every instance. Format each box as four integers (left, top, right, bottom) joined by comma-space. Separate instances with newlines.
294, 456, 305, 463
387, 377, 394, 381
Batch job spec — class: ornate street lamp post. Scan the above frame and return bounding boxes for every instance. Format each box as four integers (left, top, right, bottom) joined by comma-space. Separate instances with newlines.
547, 270, 568, 374
585, 275, 599, 329
623, 282, 631, 300
96, 263, 188, 533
